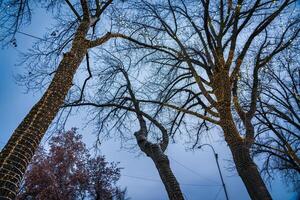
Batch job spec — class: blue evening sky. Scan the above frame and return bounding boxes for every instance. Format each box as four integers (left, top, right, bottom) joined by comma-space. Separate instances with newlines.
0, 7, 298, 200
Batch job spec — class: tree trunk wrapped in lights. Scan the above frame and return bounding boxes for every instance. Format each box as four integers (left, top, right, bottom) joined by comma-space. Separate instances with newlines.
0, 20, 89, 200
0, 1, 118, 199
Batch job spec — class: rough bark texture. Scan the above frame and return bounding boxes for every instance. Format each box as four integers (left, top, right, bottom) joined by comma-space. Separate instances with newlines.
219, 111, 272, 200
229, 143, 272, 200
153, 153, 184, 200
135, 132, 184, 200
0, 20, 90, 200
212, 71, 272, 200
220, 119, 272, 200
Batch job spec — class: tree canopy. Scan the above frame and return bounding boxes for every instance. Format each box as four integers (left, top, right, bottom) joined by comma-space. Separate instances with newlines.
16, 129, 125, 200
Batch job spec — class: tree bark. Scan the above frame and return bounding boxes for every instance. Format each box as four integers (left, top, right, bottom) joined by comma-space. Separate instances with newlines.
221, 119, 272, 200
135, 133, 184, 200
0, 20, 91, 200
229, 144, 272, 200
153, 152, 184, 200
212, 71, 272, 200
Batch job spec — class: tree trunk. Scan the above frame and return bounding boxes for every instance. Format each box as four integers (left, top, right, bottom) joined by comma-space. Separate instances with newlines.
229, 144, 272, 200
153, 152, 184, 200
221, 119, 272, 200
135, 134, 184, 200
212, 72, 272, 199
0, 20, 90, 200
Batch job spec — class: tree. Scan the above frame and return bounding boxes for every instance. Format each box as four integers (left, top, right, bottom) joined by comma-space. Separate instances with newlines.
1, 1, 299, 199
16, 129, 123, 200
107, 1, 300, 199
0, 1, 124, 198
65, 53, 185, 199
113, 187, 130, 200
253, 48, 300, 191
87, 156, 122, 200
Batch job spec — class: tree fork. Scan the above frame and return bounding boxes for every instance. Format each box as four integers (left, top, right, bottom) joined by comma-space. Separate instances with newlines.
135, 133, 185, 200
215, 72, 272, 200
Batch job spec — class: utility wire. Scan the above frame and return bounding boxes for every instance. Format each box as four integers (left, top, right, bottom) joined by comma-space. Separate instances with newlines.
3, 26, 55, 44
5, 26, 154, 92
168, 155, 219, 184
213, 186, 223, 200
183, 193, 189, 200
122, 174, 220, 187
6, 26, 158, 97
13, 29, 49, 42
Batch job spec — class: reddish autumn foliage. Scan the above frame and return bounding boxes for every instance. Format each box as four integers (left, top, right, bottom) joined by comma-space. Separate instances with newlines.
16, 129, 123, 200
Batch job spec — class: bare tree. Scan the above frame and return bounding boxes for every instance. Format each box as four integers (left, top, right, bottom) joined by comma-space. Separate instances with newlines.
108, 0, 300, 199
252, 48, 300, 190
65, 52, 185, 200
1, 1, 299, 199
0, 1, 125, 199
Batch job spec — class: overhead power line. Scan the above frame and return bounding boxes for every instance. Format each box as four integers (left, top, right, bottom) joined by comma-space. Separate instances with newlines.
6, 26, 150, 87
5, 26, 162, 93
122, 174, 220, 187
213, 186, 223, 200
3, 26, 54, 43
168, 155, 219, 184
